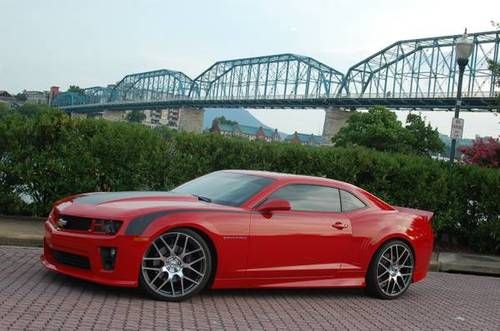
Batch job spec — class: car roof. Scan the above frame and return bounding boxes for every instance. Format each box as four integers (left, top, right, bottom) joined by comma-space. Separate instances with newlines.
222, 169, 358, 190
220, 169, 394, 211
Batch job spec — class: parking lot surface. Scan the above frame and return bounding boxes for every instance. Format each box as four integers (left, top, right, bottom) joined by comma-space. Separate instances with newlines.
0, 246, 499, 330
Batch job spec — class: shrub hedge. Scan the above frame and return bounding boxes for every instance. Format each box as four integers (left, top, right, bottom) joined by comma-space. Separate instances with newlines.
1, 108, 499, 254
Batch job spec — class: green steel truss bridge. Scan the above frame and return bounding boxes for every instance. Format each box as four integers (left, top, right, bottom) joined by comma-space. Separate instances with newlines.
54, 30, 499, 112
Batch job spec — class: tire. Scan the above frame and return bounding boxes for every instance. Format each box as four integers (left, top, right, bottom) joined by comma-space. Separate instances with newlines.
139, 228, 213, 301
366, 239, 414, 299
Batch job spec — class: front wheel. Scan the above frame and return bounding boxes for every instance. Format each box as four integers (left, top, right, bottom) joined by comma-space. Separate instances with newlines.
140, 228, 213, 301
366, 240, 414, 299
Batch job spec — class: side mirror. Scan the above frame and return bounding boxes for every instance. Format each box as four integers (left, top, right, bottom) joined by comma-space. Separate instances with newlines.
257, 199, 291, 213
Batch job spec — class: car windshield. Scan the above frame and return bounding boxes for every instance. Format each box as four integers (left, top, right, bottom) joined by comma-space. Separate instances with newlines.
171, 172, 274, 207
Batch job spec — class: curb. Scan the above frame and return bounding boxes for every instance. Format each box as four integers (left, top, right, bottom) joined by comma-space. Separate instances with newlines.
438, 262, 500, 276
429, 260, 440, 272
0, 215, 45, 221
0, 236, 43, 248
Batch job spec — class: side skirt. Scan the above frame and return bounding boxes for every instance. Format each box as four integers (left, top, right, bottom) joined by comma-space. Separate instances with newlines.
212, 276, 365, 289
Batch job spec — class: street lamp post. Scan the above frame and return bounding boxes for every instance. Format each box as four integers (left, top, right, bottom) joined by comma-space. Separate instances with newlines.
449, 29, 474, 163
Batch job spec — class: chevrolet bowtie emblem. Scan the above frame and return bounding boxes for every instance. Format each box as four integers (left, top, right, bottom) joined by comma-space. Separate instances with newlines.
57, 218, 68, 228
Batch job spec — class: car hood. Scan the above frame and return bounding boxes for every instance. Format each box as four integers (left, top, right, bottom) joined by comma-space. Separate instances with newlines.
55, 191, 239, 220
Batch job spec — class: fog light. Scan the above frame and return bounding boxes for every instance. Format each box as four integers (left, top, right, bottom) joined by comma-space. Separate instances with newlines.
100, 247, 117, 270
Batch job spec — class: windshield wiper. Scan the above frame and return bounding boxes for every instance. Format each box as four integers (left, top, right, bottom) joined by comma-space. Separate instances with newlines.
193, 194, 212, 203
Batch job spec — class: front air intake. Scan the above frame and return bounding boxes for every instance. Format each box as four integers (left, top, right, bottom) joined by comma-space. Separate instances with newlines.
53, 250, 90, 269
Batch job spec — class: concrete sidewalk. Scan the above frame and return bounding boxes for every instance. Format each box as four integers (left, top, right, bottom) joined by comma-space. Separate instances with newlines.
433, 251, 500, 275
0, 216, 44, 247
1, 215, 499, 276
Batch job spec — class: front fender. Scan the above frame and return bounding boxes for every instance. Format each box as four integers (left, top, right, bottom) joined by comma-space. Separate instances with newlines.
129, 210, 251, 280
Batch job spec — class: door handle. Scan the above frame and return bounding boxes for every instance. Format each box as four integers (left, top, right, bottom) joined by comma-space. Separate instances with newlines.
332, 221, 348, 230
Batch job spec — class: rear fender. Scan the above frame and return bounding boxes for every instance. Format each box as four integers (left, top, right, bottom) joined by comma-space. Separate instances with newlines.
393, 206, 434, 222
360, 212, 417, 273
368, 229, 415, 262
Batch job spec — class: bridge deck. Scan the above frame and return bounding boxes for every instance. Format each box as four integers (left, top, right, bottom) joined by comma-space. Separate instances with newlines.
62, 96, 498, 113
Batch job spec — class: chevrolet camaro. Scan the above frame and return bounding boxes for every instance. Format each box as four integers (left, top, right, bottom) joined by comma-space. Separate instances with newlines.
42, 170, 434, 301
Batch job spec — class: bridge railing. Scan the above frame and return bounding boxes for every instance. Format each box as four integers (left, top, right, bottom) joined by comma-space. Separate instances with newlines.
89, 90, 495, 102
340, 91, 496, 99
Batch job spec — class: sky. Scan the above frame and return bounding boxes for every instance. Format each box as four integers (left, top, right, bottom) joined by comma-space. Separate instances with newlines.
249, 109, 499, 138
1, 0, 499, 138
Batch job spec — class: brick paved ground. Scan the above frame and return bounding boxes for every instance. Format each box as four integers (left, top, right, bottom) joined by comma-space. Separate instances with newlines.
0, 246, 499, 330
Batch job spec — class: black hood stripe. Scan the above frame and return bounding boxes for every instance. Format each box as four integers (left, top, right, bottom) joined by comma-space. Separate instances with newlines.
74, 191, 174, 205
125, 209, 250, 236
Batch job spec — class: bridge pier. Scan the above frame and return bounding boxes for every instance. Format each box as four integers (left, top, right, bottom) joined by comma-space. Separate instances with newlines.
178, 107, 204, 133
322, 107, 354, 144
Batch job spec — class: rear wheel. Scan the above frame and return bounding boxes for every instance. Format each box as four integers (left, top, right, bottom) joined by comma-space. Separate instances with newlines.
140, 228, 212, 301
366, 240, 414, 299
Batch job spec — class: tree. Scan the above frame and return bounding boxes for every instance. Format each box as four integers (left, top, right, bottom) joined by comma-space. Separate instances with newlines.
214, 116, 237, 126
0, 102, 9, 117
126, 110, 146, 123
404, 113, 445, 155
459, 137, 500, 168
14, 103, 53, 117
15, 93, 27, 102
332, 106, 409, 153
332, 106, 444, 156
67, 85, 85, 95
489, 59, 500, 110
490, 60, 500, 82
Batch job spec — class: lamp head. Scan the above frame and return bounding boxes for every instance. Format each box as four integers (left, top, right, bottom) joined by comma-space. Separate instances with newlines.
455, 29, 474, 65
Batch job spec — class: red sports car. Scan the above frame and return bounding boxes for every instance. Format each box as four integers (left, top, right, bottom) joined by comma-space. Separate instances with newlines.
42, 170, 434, 301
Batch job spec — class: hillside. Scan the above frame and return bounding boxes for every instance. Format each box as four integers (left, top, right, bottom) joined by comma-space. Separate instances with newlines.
203, 108, 288, 138
203, 108, 269, 129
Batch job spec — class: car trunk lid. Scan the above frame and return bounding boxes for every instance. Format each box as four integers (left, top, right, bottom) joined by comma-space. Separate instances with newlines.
393, 206, 434, 222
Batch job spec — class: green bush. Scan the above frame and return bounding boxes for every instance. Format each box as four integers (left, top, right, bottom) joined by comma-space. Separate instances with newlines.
0, 107, 170, 215
1, 107, 499, 254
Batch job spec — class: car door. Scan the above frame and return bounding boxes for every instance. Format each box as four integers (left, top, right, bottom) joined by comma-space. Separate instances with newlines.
247, 184, 353, 279
337, 189, 372, 273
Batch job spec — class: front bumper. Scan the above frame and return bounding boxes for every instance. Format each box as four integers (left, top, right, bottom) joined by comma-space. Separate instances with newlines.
42, 220, 149, 287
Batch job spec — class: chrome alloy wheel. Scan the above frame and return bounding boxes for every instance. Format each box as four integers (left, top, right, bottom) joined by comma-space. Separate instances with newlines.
376, 243, 413, 297
141, 231, 207, 299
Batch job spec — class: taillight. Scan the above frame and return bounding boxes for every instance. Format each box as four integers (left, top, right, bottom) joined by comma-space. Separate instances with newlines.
92, 220, 122, 235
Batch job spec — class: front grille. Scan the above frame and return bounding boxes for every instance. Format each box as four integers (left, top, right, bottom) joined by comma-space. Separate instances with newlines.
53, 250, 90, 269
58, 215, 92, 231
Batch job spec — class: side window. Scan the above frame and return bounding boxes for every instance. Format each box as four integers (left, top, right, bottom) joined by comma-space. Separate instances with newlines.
340, 190, 366, 212
267, 184, 341, 212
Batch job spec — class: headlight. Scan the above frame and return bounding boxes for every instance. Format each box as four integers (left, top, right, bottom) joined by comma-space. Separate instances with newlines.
48, 208, 56, 224
92, 220, 122, 235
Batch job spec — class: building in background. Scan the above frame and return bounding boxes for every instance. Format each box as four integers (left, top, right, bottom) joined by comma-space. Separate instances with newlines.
1, 88, 57, 108
24, 90, 49, 104
285, 131, 324, 145
143, 109, 180, 129
48, 86, 60, 105
93, 108, 181, 129
0, 91, 16, 105
166, 109, 180, 128
210, 120, 281, 142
